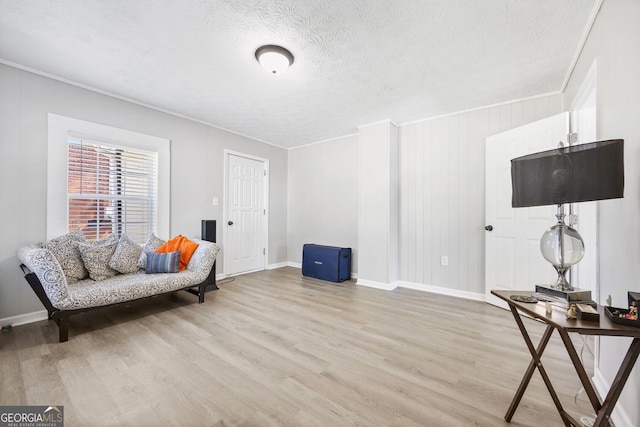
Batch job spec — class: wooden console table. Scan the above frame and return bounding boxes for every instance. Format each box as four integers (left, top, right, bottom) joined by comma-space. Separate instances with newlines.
492, 290, 640, 427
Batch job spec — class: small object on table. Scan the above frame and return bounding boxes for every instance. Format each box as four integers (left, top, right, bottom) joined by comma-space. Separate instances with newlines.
576, 303, 599, 322
566, 304, 578, 320
628, 300, 638, 320
545, 301, 553, 315
509, 294, 538, 303
605, 291, 640, 327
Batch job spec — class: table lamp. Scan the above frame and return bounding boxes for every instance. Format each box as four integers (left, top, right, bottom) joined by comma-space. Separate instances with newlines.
510, 139, 624, 296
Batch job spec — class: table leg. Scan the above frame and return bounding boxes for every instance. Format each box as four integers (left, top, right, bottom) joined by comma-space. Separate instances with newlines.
506, 306, 571, 425
592, 338, 640, 427
556, 329, 602, 413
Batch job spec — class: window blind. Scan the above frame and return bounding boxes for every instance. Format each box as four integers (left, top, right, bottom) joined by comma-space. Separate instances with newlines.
67, 137, 158, 243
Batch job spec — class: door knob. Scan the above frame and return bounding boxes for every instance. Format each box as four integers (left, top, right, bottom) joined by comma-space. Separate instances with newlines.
228, 221, 234, 226
485, 225, 493, 231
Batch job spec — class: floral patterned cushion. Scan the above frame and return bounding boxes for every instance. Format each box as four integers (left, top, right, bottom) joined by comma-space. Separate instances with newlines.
76, 238, 119, 281
41, 230, 88, 283
137, 233, 166, 269
17, 244, 70, 307
108, 234, 143, 274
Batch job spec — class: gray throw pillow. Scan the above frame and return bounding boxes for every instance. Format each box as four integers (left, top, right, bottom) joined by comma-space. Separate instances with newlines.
137, 233, 166, 269
76, 239, 119, 281
108, 234, 143, 274
145, 251, 181, 274
41, 229, 88, 283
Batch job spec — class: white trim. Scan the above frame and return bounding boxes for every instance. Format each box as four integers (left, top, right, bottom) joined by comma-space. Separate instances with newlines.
275, 263, 360, 281
2, 60, 287, 150
570, 59, 598, 114
288, 132, 359, 151
223, 150, 269, 276
560, 0, 604, 93
593, 367, 608, 399
569, 58, 601, 391
399, 91, 561, 127
398, 281, 486, 302
224, 267, 265, 277
0, 310, 48, 328
3, 61, 568, 152
267, 261, 291, 270
47, 114, 171, 240
356, 278, 398, 291
223, 150, 270, 164
357, 118, 399, 130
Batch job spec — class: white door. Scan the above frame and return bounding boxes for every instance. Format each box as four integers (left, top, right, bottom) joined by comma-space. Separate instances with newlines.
485, 113, 569, 308
225, 153, 267, 276
570, 65, 598, 300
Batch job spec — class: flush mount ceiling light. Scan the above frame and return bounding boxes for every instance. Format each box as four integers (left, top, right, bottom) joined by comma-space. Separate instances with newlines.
255, 45, 294, 74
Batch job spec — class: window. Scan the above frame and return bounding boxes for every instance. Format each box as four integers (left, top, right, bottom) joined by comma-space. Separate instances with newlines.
67, 137, 158, 242
48, 114, 170, 243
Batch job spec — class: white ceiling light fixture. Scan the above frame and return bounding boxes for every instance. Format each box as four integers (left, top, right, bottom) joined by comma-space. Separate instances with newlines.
255, 45, 294, 74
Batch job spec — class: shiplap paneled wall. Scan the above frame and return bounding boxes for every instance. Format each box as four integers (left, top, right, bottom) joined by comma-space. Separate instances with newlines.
398, 95, 562, 298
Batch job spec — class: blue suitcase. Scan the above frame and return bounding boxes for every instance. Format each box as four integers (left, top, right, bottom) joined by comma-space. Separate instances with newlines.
302, 244, 351, 282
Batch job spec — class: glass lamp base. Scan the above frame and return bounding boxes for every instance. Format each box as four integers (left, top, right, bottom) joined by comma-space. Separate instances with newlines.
551, 266, 573, 291
539, 207, 585, 292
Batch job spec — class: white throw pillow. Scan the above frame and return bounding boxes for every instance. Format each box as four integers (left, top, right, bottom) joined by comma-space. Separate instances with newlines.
41, 229, 88, 283
109, 234, 143, 274
137, 233, 166, 269
76, 237, 119, 281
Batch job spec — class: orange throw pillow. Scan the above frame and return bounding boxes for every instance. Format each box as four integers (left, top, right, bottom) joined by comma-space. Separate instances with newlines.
155, 235, 199, 271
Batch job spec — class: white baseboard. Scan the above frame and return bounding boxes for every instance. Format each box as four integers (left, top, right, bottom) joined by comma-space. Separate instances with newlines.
398, 281, 486, 302
356, 278, 398, 291
281, 265, 483, 300
593, 367, 632, 427
0, 310, 48, 328
267, 261, 291, 270
270, 262, 360, 280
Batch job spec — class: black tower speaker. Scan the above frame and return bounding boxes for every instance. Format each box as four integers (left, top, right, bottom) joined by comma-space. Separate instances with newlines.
200, 220, 217, 291
201, 220, 216, 243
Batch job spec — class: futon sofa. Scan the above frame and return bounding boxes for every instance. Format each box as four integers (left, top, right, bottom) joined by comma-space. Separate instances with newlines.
17, 234, 220, 342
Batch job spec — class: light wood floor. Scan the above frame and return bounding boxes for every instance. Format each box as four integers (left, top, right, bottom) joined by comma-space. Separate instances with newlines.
1, 267, 597, 426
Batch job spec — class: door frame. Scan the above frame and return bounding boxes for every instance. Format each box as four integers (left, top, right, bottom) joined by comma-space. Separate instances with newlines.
568, 59, 601, 389
570, 59, 598, 299
222, 149, 270, 276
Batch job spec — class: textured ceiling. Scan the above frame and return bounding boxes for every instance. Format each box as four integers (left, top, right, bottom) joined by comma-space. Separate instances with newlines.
0, 0, 598, 148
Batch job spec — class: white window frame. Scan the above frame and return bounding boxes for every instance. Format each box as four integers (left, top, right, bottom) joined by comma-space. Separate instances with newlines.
47, 114, 170, 240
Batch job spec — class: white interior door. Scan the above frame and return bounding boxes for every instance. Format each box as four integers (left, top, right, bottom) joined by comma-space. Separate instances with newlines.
225, 152, 267, 276
485, 113, 569, 308
570, 66, 598, 300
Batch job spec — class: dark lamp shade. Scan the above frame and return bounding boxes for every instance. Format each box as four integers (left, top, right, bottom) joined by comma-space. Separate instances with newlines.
511, 139, 624, 208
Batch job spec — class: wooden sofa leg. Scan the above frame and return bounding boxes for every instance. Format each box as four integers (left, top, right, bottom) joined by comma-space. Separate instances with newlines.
58, 316, 69, 343
198, 282, 206, 303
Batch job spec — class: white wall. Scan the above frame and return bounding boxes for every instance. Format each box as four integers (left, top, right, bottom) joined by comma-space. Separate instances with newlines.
562, 1, 640, 425
287, 134, 359, 270
287, 95, 562, 295
357, 121, 399, 288
0, 64, 288, 323
398, 95, 562, 296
